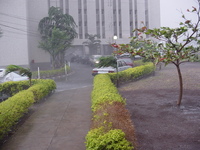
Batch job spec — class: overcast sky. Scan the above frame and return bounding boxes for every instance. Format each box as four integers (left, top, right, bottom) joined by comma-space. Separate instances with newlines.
160, 0, 198, 28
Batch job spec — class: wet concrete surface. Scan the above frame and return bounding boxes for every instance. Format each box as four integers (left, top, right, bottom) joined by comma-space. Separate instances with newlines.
55, 62, 94, 92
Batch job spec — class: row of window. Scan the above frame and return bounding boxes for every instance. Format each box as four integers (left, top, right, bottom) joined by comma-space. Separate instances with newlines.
48, 0, 149, 39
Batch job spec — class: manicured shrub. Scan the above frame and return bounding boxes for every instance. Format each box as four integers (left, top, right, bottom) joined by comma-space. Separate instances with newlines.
86, 127, 133, 150
0, 79, 56, 140
0, 80, 30, 96
28, 79, 56, 101
91, 74, 125, 111
109, 62, 154, 83
86, 62, 155, 149
92, 102, 137, 146
32, 67, 70, 79
0, 90, 34, 139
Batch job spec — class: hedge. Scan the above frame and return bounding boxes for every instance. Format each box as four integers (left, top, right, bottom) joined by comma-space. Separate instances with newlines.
85, 62, 154, 150
86, 127, 133, 150
32, 66, 70, 79
0, 81, 30, 96
108, 62, 155, 83
91, 74, 125, 112
0, 79, 56, 140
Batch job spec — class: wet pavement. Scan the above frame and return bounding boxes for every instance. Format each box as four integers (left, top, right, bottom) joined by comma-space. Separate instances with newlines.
55, 62, 93, 92
0, 62, 94, 150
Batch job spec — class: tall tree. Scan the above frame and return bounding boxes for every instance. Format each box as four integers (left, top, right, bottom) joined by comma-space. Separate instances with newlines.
83, 34, 101, 55
38, 6, 77, 68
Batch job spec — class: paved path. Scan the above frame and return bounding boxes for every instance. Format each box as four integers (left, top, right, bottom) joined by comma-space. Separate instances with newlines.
1, 85, 92, 150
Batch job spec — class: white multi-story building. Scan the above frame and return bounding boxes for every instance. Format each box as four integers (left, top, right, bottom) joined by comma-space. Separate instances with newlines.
0, 0, 160, 70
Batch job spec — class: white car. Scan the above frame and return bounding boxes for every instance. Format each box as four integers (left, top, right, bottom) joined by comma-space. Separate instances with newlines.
92, 59, 132, 76
0, 69, 6, 77
0, 69, 28, 83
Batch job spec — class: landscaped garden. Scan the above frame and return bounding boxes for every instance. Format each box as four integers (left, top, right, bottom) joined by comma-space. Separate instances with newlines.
119, 62, 200, 149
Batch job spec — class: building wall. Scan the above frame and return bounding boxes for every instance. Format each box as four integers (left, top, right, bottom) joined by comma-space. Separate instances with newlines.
0, 0, 29, 68
55, 0, 161, 47
0, 0, 161, 68
27, 0, 51, 70
0, 0, 51, 70
148, 0, 160, 29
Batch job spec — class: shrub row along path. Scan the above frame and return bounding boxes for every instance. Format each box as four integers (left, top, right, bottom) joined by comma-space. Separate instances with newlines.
119, 62, 200, 150
0, 63, 93, 150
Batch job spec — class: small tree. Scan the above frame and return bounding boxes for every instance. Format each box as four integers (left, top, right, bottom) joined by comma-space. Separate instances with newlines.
6, 65, 32, 86
97, 56, 120, 87
39, 27, 69, 69
140, 5, 200, 105
112, 4, 200, 105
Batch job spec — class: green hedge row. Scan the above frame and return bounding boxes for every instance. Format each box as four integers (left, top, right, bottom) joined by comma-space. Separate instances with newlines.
109, 62, 155, 83
85, 62, 154, 150
32, 66, 70, 79
0, 81, 30, 97
86, 127, 133, 150
0, 79, 56, 140
91, 74, 125, 112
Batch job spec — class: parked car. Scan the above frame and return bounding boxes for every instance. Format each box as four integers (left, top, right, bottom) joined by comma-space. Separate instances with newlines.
117, 53, 134, 67
0, 69, 6, 77
0, 71, 28, 83
118, 58, 134, 67
89, 55, 102, 66
92, 59, 132, 76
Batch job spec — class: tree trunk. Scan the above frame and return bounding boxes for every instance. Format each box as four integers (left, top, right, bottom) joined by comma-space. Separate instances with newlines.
29, 78, 32, 87
175, 64, 183, 105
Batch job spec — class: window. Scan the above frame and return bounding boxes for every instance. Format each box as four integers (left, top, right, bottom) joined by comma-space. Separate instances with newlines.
102, 9, 104, 14
78, 9, 81, 14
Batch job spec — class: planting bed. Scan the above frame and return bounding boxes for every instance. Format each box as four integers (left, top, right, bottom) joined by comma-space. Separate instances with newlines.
119, 62, 200, 150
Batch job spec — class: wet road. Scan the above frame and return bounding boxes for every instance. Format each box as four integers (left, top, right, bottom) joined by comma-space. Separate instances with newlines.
54, 62, 94, 92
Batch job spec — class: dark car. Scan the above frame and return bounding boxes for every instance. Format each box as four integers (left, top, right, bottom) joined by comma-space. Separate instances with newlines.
118, 58, 134, 67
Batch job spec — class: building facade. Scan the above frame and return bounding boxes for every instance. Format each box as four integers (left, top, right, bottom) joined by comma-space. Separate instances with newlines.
0, 0, 160, 70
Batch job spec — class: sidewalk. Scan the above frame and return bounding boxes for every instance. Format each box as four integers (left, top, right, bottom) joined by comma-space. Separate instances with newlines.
1, 86, 92, 150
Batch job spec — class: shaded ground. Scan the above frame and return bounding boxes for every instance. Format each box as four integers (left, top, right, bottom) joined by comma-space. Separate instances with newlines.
119, 62, 200, 150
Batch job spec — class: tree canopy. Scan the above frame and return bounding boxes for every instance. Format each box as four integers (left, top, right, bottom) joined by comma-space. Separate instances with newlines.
38, 6, 77, 69
83, 34, 101, 55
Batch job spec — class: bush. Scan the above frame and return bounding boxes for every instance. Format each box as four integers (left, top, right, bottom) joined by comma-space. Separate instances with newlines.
0, 81, 30, 96
0, 90, 34, 139
109, 62, 154, 83
92, 102, 137, 146
86, 63, 155, 149
86, 127, 133, 150
91, 74, 125, 111
27, 79, 56, 101
32, 67, 70, 79
0, 79, 56, 140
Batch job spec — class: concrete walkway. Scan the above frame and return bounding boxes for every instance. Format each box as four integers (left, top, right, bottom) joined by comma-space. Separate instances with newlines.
1, 86, 92, 150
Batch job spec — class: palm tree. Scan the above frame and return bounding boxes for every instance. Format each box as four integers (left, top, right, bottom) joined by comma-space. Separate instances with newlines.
97, 56, 120, 87
6, 65, 32, 86
83, 34, 101, 55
